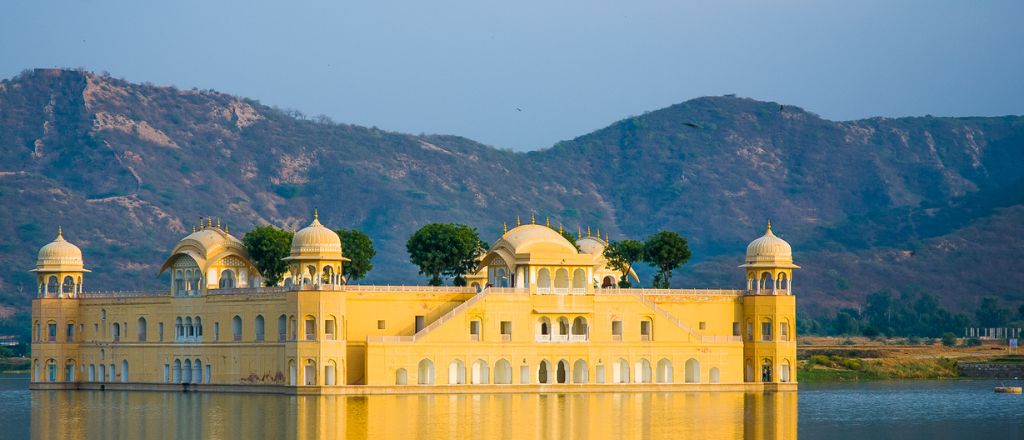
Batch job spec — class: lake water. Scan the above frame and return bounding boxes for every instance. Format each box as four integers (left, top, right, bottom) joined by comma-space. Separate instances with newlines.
2, 375, 1022, 439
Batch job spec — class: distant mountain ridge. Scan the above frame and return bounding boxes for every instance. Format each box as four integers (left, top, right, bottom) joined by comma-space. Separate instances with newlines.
1, 68, 1022, 318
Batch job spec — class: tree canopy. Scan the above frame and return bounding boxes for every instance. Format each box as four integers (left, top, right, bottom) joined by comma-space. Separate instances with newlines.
604, 239, 644, 288
406, 223, 483, 286
642, 231, 692, 288
335, 229, 375, 283
242, 225, 293, 286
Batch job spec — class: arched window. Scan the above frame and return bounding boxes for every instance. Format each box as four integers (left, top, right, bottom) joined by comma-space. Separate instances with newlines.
185, 317, 194, 337
325, 316, 336, 340
175, 270, 185, 293
193, 359, 202, 384
137, 317, 147, 342
761, 358, 774, 382
536, 269, 551, 293
303, 359, 317, 385
304, 315, 316, 341
232, 316, 242, 341
289, 360, 297, 386
538, 359, 552, 384
760, 272, 774, 293
191, 270, 202, 291
778, 272, 788, 291
175, 317, 183, 340
394, 367, 406, 385
761, 318, 773, 342
255, 315, 265, 342
183, 270, 192, 291
98, 364, 106, 382
417, 359, 435, 385
636, 358, 652, 383
556, 359, 569, 384
448, 359, 466, 385
112, 322, 121, 342
494, 359, 512, 385
781, 359, 791, 383
62, 276, 74, 294
194, 317, 202, 338
219, 269, 236, 289
640, 318, 653, 341
554, 269, 570, 293
47, 276, 58, 297
471, 359, 489, 384
657, 358, 673, 383
121, 360, 129, 383
745, 359, 754, 382
108, 363, 115, 382
46, 359, 57, 382
780, 321, 790, 342
571, 269, 586, 294
710, 367, 721, 383
65, 360, 76, 382
88, 364, 96, 382
571, 317, 588, 341
557, 317, 569, 337
572, 359, 588, 384
684, 358, 700, 383
183, 359, 192, 383
537, 317, 551, 341
614, 358, 630, 384
278, 314, 288, 341
602, 276, 615, 288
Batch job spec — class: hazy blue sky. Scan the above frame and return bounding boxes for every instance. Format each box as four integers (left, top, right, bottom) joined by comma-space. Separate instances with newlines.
2, 0, 1022, 150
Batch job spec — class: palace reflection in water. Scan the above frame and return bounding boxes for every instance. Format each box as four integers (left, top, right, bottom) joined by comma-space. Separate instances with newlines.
32, 390, 796, 439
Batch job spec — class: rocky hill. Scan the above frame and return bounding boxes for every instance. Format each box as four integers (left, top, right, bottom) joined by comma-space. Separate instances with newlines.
1, 68, 1022, 319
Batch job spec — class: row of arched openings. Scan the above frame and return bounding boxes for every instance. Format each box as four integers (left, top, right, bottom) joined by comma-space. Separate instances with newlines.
535, 268, 588, 294
167, 358, 209, 384
39, 275, 82, 297
404, 357, 718, 385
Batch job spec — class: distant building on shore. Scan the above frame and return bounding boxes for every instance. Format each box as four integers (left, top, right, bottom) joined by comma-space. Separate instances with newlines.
30, 214, 797, 394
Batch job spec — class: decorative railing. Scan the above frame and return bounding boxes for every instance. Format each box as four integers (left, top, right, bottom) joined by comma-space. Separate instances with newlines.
571, 288, 586, 295
569, 334, 588, 342
536, 287, 551, 294
404, 287, 492, 342
701, 335, 743, 343
342, 285, 477, 293
487, 288, 529, 295
535, 334, 551, 342
595, 288, 745, 296
554, 288, 569, 295
82, 290, 171, 298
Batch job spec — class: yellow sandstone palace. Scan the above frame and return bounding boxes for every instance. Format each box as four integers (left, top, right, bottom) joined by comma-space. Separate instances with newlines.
30, 214, 797, 394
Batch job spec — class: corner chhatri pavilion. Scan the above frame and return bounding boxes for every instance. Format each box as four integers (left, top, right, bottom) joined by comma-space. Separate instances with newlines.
30, 214, 797, 394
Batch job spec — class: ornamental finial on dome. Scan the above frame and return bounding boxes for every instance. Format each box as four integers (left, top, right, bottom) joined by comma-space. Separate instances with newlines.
531, 212, 535, 224
546, 216, 550, 227
516, 215, 521, 226
503, 222, 508, 234
57, 225, 63, 240
314, 209, 319, 221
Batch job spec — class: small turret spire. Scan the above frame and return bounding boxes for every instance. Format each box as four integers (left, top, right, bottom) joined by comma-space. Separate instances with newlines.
559, 223, 563, 234
546, 216, 550, 227
224, 224, 229, 234
597, 227, 601, 238
503, 222, 508, 234
605, 233, 609, 241
516, 215, 521, 226
577, 226, 581, 239
207, 217, 212, 228
314, 209, 319, 221
57, 225, 63, 239
192, 225, 197, 233
587, 226, 591, 237
216, 218, 221, 229
531, 212, 535, 224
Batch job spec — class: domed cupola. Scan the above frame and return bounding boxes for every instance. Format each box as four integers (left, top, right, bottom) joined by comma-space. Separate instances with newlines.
289, 210, 343, 259
31, 227, 90, 298
284, 210, 348, 288
740, 221, 798, 295
744, 221, 794, 266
